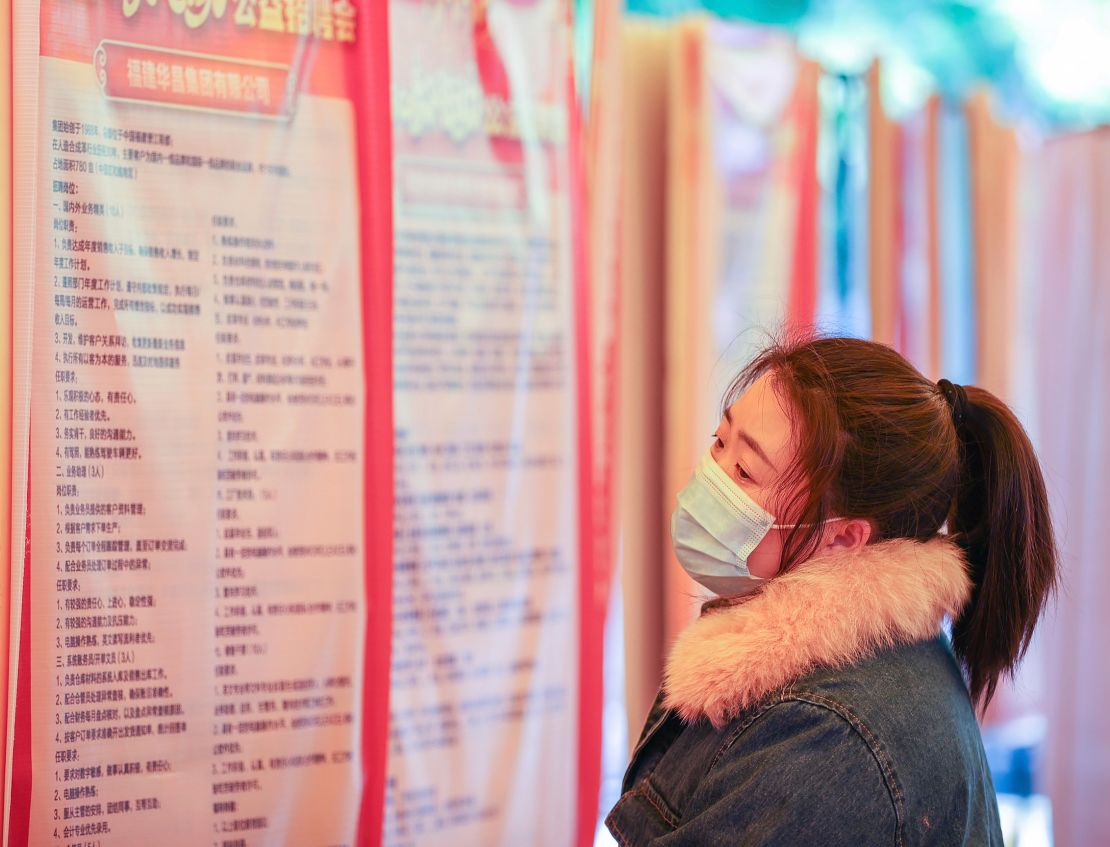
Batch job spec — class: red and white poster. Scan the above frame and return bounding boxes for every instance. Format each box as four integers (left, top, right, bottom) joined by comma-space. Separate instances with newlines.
385, 1, 594, 845
6, 1, 393, 844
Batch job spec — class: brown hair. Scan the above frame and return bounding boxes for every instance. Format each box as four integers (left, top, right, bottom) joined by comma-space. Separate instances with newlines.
725, 332, 1058, 709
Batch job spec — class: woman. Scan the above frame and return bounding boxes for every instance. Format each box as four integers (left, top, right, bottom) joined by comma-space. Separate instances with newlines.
605, 335, 1057, 846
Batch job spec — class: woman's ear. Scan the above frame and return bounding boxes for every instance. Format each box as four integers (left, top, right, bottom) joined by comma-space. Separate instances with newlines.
821, 518, 872, 554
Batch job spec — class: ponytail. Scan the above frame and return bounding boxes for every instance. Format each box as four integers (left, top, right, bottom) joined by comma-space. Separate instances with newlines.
946, 385, 1059, 710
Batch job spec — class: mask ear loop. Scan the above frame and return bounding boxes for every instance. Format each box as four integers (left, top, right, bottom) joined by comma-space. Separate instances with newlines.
768, 517, 843, 530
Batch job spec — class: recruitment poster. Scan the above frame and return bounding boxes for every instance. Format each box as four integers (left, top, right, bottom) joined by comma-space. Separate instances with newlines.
7, 1, 393, 845
386, 1, 593, 845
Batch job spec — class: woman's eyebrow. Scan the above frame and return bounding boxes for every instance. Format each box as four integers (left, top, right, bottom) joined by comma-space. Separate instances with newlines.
724, 407, 777, 472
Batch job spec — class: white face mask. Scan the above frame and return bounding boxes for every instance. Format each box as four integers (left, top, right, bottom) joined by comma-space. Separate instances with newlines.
670, 450, 831, 597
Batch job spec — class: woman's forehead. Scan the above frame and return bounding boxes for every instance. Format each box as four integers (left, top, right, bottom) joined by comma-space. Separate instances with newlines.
727, 373, 795, 471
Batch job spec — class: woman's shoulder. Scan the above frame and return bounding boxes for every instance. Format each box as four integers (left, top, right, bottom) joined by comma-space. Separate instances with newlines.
781, 635, 975, 736
702, 638, 998, 843
720, 636, 977, 766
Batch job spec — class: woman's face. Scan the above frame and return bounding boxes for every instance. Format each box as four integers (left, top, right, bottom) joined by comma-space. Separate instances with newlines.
709, 372, 800, 578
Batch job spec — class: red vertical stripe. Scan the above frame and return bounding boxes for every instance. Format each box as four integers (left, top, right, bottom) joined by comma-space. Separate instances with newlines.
8, 470, 31, 844
788, 63, 819, 330
925, 97, 941, 381
352, 3, 394, 845
571, 5, 600, 845
892, 123, 906, 355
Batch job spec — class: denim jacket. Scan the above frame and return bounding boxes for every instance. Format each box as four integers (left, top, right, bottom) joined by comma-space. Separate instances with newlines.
606, 537, 1004, 846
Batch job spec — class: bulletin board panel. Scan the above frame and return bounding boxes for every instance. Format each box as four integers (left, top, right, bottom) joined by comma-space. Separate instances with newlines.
5, 2, 394, 844
385, 1, 596, 845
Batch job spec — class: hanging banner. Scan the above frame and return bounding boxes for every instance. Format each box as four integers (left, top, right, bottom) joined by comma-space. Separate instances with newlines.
6, 1, 394, 845
664, 18, 808, 640
386, 0, 592, 845
1015, 128, 1110, 847
867, 61, 901, 346
936, 102, 976, 385
896, 101, 935, 377
616, 18, 670, 741
814, 72, 871, 339
786, 59, 819, 330
965, 90, 1018, 400
580, 0, 624, 838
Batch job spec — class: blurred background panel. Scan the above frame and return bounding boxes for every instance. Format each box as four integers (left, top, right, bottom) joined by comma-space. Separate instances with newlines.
584, 2, 1110, 845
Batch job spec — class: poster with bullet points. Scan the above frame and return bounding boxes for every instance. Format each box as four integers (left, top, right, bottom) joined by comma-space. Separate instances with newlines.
6, 1, 394, 844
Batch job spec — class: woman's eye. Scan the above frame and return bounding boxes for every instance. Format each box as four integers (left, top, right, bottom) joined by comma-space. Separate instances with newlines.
711, 434, 724, 449
735, 465, 751, 482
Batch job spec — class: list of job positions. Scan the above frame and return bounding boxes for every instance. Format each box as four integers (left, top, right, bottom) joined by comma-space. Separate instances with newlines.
27, 55, 366, 847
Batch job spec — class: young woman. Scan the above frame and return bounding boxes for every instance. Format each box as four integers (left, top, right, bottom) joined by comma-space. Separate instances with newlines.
605, 335, 1057, 846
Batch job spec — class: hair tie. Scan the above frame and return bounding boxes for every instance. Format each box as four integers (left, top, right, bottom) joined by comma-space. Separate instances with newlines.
936, 379, 968, 427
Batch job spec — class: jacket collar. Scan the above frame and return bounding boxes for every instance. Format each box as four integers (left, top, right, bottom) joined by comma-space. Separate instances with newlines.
662, 536, 971, 729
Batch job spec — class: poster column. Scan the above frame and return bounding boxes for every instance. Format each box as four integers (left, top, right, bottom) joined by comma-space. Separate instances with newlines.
8, 2, 392, 844
616, 19, 670, 743
580, 0, 624, 835
386, 1, 590, 844
867, 61, 901, 346
664, 19, 803, 644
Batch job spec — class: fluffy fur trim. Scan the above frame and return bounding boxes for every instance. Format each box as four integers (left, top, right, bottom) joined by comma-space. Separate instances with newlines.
662, 536, 971, 729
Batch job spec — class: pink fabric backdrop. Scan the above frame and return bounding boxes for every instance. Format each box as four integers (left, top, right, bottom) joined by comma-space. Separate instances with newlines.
1015, 127, 1110, 847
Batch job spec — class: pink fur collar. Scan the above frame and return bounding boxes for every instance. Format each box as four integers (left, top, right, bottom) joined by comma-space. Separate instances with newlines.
662, 536, 972, 729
